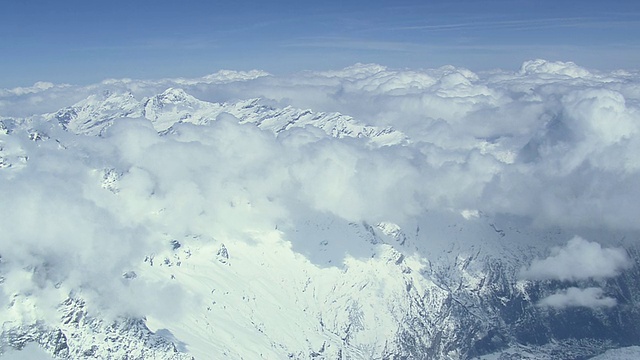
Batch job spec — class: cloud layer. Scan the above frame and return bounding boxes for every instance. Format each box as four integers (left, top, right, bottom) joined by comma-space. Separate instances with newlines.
3, 60, 639, 232
1, 59, 639, 317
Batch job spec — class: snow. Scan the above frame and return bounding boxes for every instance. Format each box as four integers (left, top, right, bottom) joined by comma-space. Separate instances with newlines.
1, 60, 640, 359
589, 346, 640, 360
138, 228, 427, 358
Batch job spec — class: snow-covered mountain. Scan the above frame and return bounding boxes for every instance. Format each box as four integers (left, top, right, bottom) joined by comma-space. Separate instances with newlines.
46, 88, 406, 147
1, 61, 640, 359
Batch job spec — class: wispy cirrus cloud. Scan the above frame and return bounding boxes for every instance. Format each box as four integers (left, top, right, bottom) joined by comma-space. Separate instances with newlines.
391, 17, 638, 32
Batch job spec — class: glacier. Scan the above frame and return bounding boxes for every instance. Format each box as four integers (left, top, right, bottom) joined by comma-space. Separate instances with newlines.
1, 61, 640, 359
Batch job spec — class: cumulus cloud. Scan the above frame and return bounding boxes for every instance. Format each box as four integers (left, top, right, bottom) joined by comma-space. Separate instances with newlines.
518, 59, 592, 78
1, 59, 640, 318
538, 287, 617, 309
0, 111, 426, 317
3, 59, 640, 233
521, 236, 633, 281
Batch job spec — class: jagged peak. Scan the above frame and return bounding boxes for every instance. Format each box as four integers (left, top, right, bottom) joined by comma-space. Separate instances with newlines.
73, 89, 137, 106
158, 87, 188, 99
152, 88, 200, 105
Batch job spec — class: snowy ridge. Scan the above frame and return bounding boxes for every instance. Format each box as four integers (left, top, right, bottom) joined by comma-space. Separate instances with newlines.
1, 297, 189, 359
52, 91, 143, 134
46, 88, 407, 146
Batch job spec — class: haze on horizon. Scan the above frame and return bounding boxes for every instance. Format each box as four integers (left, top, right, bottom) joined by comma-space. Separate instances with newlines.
1, 0, 639, 87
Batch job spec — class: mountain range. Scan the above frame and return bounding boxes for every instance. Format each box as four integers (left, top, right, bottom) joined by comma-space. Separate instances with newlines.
1, 62, 639, 359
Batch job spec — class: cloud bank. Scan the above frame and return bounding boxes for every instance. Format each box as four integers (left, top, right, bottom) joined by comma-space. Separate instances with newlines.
1, 59, 639, 318
4, 60, 639, 232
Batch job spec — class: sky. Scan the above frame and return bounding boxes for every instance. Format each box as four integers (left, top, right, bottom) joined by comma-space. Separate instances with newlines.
1, 0, 640, 87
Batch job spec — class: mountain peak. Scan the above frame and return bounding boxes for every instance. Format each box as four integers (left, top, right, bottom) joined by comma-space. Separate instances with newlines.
152, 88, 197, 105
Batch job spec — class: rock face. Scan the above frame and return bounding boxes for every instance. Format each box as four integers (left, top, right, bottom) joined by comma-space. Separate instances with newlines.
1, 87, 639, 359
1, 298, 190, 360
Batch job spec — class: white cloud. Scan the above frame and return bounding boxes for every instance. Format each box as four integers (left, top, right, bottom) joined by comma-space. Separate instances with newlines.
518, 59, 592, 78
3, 60, 640, 234
2, 59, 640, 319
521, 236, 632, 281
0, 82, 57, 99
538, 287, 617, 309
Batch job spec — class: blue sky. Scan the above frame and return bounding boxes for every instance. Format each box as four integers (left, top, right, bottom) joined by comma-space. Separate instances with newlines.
1, 0, 639, 87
